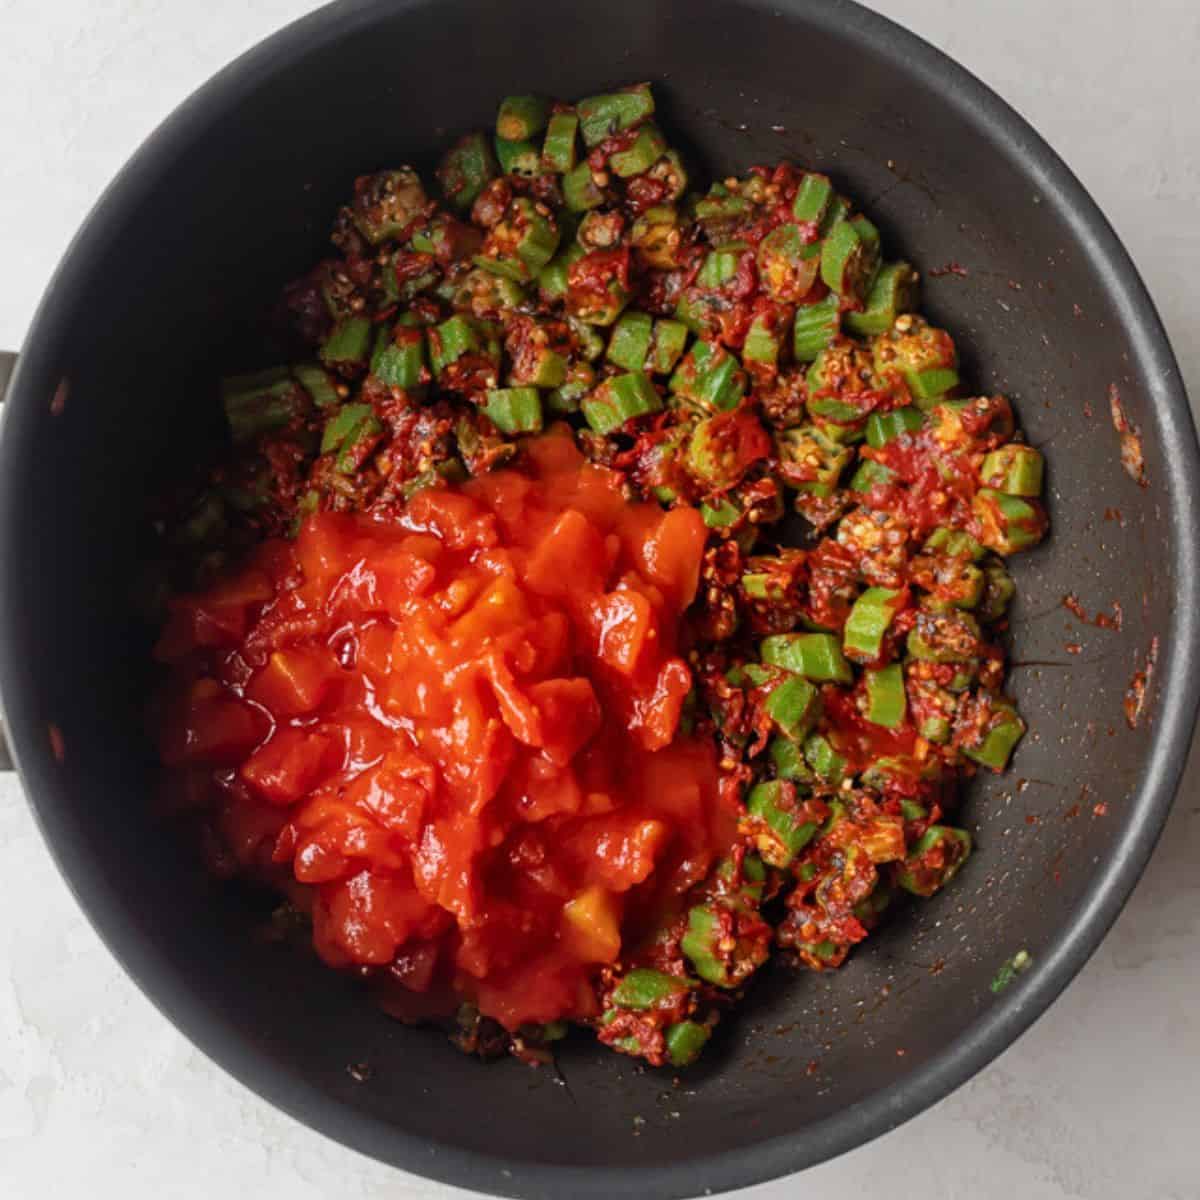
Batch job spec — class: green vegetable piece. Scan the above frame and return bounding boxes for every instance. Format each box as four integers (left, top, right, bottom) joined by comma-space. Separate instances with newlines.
845, 262, 920, 336
769, 735, 813, 782
873, 316, 959, 406
742, 311, 784, 376
291, 363, 340, 409
606, 311, 654, 371
370, 326, 426, 389
696, 248, 740, 290
350, 168, 427, 245
761, 632, 852, 683
848, 459, 896, 492
436, 132, 497, 211
649, 319, 689, 375
319, 316, 373, 372
578, 84, 655, 147
973, 489, 1046, 554
906, 610, 981, 664
792, 172, 833, 224
804, 732, 847, 783
563, 161, 605, 212
923, 527, 985, 560
700, 498, 740, 528
483, 387, 544, 435
496, 94, 550, 142
581, 371, 662, 434
334, 411, 383, 474
864, 662, 907, 728
763, 675, 821, 741
776, 424, 852, 496
610, 967, 692, 1010
980, 444, 1044, 496
537, 243, 585, 301
963, 702, 1026, 770
865, 406, 923, 448
222, 375, 306, 444
610, 125, 668, 177
680, 901, 765, 989
820, 216, 881, 301
429, 314, 481, 375
494, 135, 541, 177
757, 224, 822, 302
665, 1021, 710, 1068
694, 182, 751, 228
541, 111, 579, 172
669, 340, 746, 412
746, 780, 818, 867
843, 587, 904, 660
978, 564, 1016, 623
476, 197, 560, 281
897, 825, 972, 897
910, 366, 961, 404
320, 402, 373, 454
792, 294, 841, 362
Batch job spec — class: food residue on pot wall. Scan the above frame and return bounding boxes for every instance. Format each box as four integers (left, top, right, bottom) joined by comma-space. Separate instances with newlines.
1109, 384, 1147, 487
1124, 637, 1159, 729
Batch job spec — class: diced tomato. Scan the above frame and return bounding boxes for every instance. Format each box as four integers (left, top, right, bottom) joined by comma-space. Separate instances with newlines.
635, 505, 706, 605
241, 727, 340, 805
160, 689, 265, 767
585, 589, 654, 675
156, 429, 732, 1033
524, 508, 607, 599
528, 677, 602, 765
246, 646, 339, 716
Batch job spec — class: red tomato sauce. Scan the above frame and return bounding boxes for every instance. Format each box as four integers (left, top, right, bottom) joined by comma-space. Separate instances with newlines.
154, 426, 736, 1030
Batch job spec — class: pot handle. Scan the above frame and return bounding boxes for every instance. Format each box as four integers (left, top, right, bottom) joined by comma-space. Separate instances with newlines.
0, 351, 17, 770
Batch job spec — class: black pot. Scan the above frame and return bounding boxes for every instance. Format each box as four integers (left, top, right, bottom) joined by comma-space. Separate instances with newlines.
3, 2, 1197, 1197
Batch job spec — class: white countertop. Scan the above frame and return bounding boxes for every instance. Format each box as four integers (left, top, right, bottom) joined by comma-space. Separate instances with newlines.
1, 2, 1198, 1197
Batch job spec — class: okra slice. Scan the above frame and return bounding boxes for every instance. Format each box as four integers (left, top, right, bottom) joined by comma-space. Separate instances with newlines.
669, 340, 746, 412
494, 135, 541, 177
581, 371, 662, 435
743, 780, 820, 867
578, 83, 655, 147
757, 224, 822, 302
820, 216, 881, 302
793, 294, 841, 362
482, 387, 544, 435
610, 968, 693, 1010
610, 125, 668, 177
319, 316, 373, 375
980, 444, 1044, 496
843, 586, 906, 661
761, 632, 852, 683
369, 325, 426, 389
896, 825, 972, 897
864, 662, 907, 728
350, 168, 427, 245
972, 489, 1047, 554
962, 699, 1026, 770
865, 406, 923, 448
845, 261, 919, 336
541, 111, 579, 172
496, 94, 550, 142
665, 1021, 710, 1068
606, 311, 654, 371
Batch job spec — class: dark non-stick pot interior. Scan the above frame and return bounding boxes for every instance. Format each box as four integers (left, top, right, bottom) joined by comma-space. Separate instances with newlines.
3, 2, 1196, 1197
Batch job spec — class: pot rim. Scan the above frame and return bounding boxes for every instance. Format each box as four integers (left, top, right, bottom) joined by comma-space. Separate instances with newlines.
4, 1, 1198, 1196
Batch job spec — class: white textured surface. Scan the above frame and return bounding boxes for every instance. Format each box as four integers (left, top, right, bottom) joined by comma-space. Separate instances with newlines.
1, 1, 1199, 1197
